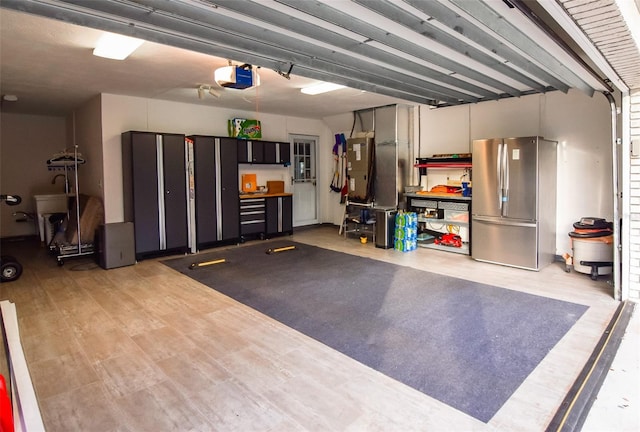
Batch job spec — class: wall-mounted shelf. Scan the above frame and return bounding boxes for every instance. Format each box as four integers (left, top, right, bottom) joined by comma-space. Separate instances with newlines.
414, 156, 472, 171
415, 156, 472, 194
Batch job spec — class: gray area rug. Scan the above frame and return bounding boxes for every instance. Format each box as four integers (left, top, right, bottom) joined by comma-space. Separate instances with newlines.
164, 240, 588, 422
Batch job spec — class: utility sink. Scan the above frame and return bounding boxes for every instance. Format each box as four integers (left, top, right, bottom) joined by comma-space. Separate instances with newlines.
34, 194, 70, 243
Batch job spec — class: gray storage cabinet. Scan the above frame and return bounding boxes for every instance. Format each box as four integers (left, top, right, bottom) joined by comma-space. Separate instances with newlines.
263, 141, 291, 165
237, 139, 264, 163
266, 195, 293, 237
190, 135, 239, 248
122, 131, 189, 259
238, 140, 291, 165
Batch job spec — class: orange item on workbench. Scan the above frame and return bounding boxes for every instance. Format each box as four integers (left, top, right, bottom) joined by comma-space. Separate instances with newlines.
430, 185, 460, 194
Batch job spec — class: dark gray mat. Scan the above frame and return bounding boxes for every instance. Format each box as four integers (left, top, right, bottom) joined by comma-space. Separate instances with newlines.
164, 241, 588, 422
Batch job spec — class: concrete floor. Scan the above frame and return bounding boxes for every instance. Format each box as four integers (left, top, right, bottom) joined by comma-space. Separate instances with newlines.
0, 226, 638, 431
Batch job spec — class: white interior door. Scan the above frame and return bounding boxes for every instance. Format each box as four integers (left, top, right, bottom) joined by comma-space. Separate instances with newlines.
291, 135, 318, 226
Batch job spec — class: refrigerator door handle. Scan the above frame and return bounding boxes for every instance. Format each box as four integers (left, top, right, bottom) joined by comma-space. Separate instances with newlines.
472, 215, 536, 227
502, 143, 509, 217
497, 142, 503, 210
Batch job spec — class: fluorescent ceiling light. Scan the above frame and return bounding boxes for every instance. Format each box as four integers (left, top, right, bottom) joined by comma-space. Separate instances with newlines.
93, 33, 144, 60
301, 82, 346, 95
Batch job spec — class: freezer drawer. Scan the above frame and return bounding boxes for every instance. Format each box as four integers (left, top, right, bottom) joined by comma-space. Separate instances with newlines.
471, 217, 539, 270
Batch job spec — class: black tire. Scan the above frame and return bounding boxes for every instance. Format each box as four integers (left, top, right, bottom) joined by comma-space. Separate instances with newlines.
1, 260, 22, 282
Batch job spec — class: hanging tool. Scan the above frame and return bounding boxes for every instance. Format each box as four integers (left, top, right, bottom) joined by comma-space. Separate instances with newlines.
340, 133, 348, 203
330, 134, 342, 192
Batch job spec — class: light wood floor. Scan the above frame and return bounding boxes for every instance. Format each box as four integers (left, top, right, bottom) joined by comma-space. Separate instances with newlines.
0, 225, 620, 431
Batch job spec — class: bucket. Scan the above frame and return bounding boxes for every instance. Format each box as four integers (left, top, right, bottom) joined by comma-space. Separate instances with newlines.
572, 235, 613, 276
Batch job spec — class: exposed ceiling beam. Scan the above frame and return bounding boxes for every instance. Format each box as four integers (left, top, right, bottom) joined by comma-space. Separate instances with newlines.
130, 0, 479, 103
448, 0, 597, 96
403, 0, 572, 93
353, 0, 551, 93
0, 0, 443, 105
210, 0, 496, 99
277, 0, 523, 97
0, 0, 606, 108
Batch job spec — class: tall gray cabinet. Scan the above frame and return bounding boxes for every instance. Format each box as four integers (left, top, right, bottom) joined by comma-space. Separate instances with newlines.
122, 131, 189, 259
189, 135, 240, 248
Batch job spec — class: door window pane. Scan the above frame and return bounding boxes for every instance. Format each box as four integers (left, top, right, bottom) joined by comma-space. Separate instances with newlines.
294, 140, 315, 180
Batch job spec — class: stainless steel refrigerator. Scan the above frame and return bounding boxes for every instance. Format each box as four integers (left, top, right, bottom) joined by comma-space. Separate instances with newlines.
471, 136, 557, 270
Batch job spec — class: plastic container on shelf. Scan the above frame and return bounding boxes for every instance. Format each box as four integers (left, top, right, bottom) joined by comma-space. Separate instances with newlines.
444, 210, 468, 222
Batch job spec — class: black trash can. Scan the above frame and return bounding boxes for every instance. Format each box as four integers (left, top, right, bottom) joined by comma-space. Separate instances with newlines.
375, 208, 397, 249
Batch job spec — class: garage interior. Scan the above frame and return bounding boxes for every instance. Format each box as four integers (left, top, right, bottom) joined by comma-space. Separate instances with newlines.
1, 1, 639, 431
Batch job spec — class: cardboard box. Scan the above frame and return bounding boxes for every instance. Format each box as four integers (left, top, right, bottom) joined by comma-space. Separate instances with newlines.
242, 174, 257, 192
266, 180, 284, 194
228, 118, 262, 139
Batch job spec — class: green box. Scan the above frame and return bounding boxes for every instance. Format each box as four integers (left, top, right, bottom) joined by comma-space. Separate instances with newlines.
228, 118, 262, 139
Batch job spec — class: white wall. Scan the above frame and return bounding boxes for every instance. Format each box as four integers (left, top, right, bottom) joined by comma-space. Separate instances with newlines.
73, 96, 104, 199
543, 91, 614, 254
417, 104, 472, 190
100, 94, 331, 223
0, 113, 67, 237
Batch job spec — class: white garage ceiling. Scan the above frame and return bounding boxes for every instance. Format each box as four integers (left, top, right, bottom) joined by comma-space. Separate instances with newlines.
0, 0, 622, 118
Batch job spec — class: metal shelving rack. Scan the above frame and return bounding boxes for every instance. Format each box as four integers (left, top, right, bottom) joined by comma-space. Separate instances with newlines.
409, 154, 473, 255
47, 145, 94, 265
339, 199, 376, 242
